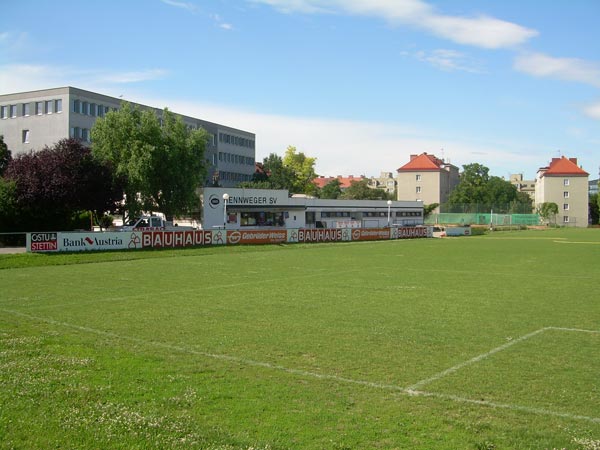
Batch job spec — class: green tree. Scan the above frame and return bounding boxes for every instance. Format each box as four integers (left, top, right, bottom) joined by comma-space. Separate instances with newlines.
91, 103, 208, 220
341, 179, 388, 200
320, 178, 342, 199
537, 202, 559, 225
263, 153, 296, 191
589, 193, 599, 225
4, 139, 122, 231
282, 146, 318, 195
239, 153, 297, 191
0, 135, 11, 176
447, 163, 490, 207
447, 163, 531, 213
0, 177, 17, 232
424, 203, 439, 218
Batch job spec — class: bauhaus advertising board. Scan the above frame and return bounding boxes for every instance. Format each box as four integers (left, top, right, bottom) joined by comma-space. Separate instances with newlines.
27, 227, 432, 252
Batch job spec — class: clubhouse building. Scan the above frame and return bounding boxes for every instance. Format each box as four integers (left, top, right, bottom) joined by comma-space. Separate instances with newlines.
202, 187, 424, 229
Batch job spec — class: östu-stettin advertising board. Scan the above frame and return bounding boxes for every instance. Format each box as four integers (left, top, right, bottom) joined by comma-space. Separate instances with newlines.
27, 226, 432, 253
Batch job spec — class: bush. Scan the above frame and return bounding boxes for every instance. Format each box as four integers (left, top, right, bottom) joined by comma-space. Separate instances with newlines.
70, 211, 93, 231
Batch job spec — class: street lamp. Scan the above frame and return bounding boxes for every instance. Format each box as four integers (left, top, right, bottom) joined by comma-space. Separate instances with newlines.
387, 200, 392, 227
222, 193, 230, 229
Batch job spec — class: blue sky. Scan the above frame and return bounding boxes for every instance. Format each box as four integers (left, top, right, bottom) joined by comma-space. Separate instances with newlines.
1, 0, 599, 179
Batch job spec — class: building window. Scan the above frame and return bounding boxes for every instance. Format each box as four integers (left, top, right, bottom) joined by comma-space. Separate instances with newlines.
82, 102, 89, 115
212, 154, 217, 165
90, 103, 96, 116
10, 104, 17, 118
416, 174, 422, 182
55, 99, 63, 113
563, 216, 569, 223
563, 179, 570, 186
563, 191, 569, 198
22, 103, 30, 116
22, 129, 30, 143
416, 186, 422, 193
35, 102, 43, 115
1, 105, 7, 119
73, 100, 80, 113
82, 128, 89, 142
45, 100, 53, 114
563, 203, 569, 210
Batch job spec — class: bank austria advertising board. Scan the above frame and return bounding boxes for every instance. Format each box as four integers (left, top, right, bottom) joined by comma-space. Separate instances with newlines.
27, 226, 432, 252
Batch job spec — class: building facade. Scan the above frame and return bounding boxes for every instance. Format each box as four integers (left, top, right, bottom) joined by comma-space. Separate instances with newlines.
510, 173, 536, 204
0, 87, 256, 187
535, 157, 589, 227
202, 187, 424, 229
367, 172, 397, 194
312, 175, 366, 190
396, 153, 459, 211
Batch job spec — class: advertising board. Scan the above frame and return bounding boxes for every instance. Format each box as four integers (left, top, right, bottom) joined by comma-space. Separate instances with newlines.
27, 226, 432, 252
28, 232, 59, 252
227, 230, 288, 245
140, 230, 215, 248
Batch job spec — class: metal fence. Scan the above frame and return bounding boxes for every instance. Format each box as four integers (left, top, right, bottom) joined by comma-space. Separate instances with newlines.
425, 213, 540, 226
0, 232, 26, 248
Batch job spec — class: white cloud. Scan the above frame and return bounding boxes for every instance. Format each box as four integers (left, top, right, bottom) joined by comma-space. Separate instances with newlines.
583, 101, 600, 120
160, 0, 199, 14
250, 0, 538, 49
0, 31, 30, 53
410, 49, 484, 73
421, 13, 537, 49
138, 95, 541, 177
0, 64, 68, 93
0, 63, 547, 178
97, 69, 168, 84
0, 64, 168, 94
249, 0, 331, 14
514, 52, 600, 88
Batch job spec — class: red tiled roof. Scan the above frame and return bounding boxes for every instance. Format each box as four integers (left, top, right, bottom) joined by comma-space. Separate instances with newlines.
397, 153, 445, 172
541, 157, 589, 176
312, 175, 366, 189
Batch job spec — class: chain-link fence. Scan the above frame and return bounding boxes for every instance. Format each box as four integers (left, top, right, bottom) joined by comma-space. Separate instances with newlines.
426, 204, 539, 226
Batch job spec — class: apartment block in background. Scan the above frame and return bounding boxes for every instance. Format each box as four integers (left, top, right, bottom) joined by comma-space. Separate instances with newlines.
535, 156, 589, 227
397, 152, 459, 211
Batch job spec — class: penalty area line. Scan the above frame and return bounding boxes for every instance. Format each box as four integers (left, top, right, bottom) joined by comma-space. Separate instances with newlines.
2, 308, 599, 425
406, 327, 549, 391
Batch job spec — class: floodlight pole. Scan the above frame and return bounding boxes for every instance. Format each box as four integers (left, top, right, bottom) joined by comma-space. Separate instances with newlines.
387, 200, 392, 227
223, 193, 230, 229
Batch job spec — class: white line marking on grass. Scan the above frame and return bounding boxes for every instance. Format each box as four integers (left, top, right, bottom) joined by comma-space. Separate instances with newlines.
3, 308, 599, 424
553, 241, 600, 245
406, 328, 549, 391
548, 326, 600, 334
409, 390, 600, 424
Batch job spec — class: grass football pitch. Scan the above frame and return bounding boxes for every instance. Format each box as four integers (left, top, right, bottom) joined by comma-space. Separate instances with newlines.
1, 228, 599, 449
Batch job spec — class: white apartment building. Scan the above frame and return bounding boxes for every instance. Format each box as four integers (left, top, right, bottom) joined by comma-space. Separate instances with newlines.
535, 156, 589, 227
0, 87, 256, 187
